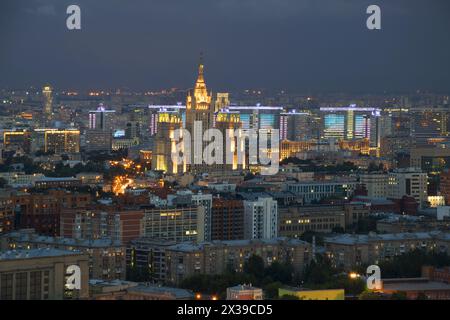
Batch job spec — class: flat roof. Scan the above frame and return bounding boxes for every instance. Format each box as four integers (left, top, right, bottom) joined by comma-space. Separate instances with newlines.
128, 285, 194, 299
382, 279, 450, 292
325, 231, 449, 245
36, 177, 80, 182
0, 248, 83, 261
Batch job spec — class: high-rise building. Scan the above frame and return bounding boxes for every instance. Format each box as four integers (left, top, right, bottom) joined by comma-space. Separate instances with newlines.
152, 111, 183, 174
191, 192, 213, 242
0, 249, 89, 300
185, 60, 214, 173
280, 111, 318, 141
167, 190, 213, 242
125, 121, 141, 139
228, 105, 282, 130
141, 206, 205, 243
44, 129, 80, 154
211, 198, 245, 241
3, 130, 32, 154
214, 109, 244, 172
60, 207, 144, 244
359, 173, 389, 198
320, 106, 381, 148
410, 107, 449, 147
244, 197, 278, 240
85, 130, 112, 152
42, 85, 53, 122
88, 104, 115, 131
323, 114, 346, 139
388, 168, 428, 209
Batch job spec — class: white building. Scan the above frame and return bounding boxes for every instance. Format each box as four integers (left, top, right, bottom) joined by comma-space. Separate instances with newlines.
0, 172, 44, 188
226, 285, 263, 300
388, 168, 428, 209
244, 197, 278, 240
191, 192, 213, 242
359, 173, 389, 198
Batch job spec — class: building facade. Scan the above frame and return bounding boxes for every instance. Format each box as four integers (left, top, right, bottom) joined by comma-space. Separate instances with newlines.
244, 197, 278, 240
0, 248, 89, 300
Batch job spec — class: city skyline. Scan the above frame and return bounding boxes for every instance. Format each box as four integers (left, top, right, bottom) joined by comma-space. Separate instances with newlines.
2, 0, 450, 304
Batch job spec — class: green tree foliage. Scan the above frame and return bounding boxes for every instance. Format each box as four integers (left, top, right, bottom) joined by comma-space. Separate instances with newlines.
126, 266, 151, 282
358, 290, 387, 300
179, 255, 296, 298
301, 256, 365, 296
378, 249, 450, 278
243, 255, 265, 280
263, 282, 283, 299
179, 273, 256, 297
302, 256, 335, 285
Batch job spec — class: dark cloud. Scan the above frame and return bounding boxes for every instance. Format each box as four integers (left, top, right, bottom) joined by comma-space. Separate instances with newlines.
0, 0, 449, 93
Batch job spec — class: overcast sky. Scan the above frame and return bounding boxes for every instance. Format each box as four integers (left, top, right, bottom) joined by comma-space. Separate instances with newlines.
1, 0, 449, 93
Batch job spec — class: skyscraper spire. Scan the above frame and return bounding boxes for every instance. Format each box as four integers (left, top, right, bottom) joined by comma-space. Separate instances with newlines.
197, 52, 205, 84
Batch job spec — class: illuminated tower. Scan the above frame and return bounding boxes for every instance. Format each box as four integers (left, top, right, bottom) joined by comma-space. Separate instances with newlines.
42, 85, 53, 121
215, 109, 244, 172
152, 111, 183, 174
185, 58, 214, 172
347, 109, 354, 139
88, 104, 115, 131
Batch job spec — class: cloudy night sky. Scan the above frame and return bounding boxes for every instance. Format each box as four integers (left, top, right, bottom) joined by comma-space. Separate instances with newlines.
0, 0, 449, 93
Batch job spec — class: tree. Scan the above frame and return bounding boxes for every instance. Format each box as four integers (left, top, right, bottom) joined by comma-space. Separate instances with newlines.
358, 290, 386, 300
302, 256, 335, 285
243, 255, 265, 281
264, 261, 294, 284
378, 249, 450, 278
263, 282, 283, 299
126, 266, 151, 282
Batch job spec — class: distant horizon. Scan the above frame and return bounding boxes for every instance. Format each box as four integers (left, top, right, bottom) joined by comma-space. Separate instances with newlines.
1, 84, 449, 97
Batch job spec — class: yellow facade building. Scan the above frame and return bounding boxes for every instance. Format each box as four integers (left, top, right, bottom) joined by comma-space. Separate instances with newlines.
279, 287, 345, 300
